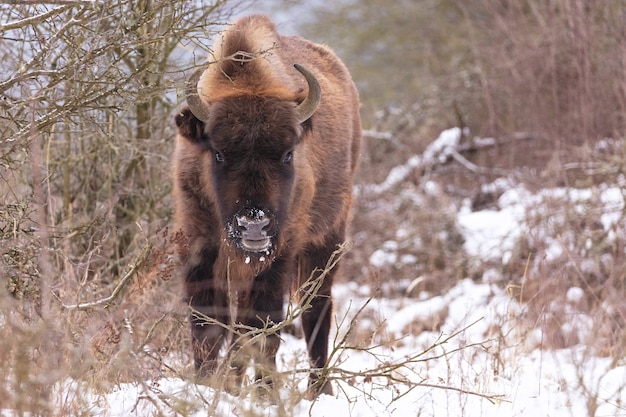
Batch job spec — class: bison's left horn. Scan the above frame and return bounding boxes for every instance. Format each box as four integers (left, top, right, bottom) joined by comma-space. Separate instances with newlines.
185, 65, 211, 123
294, 64, 321, 123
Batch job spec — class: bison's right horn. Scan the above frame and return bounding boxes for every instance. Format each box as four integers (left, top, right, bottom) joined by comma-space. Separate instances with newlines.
294, 64, 321, 123
185, 65, 211, 123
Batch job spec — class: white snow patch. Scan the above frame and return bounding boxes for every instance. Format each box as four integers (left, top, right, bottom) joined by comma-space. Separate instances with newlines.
422, 127, 462, 163
566, 287, 585, 304
364, 127, 463, 194
400, 253, 417, 264
458, 204, 520, 260
369, 248, 397, 267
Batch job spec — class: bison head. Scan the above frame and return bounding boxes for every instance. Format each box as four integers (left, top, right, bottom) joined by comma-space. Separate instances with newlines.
176, 64, 321, 259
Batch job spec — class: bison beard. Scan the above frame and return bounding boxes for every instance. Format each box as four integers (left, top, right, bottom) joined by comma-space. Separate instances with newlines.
172, 15, 361, 398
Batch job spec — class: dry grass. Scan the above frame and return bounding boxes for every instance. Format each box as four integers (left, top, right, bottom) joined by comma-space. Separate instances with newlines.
501, 179, 626, 355
1, 0, 626, 415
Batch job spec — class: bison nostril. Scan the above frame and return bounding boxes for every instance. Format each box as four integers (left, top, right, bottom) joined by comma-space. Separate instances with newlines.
236, 216, 270, 240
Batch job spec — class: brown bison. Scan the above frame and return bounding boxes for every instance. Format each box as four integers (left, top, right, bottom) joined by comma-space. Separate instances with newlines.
173, 15, 361, 397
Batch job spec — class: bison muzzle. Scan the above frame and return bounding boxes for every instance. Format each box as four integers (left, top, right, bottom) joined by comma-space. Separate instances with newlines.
172, 14, 361, 398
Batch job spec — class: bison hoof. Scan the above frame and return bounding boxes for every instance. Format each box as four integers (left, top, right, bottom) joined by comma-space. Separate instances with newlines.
306, 378, 333, 400
252, 380, 279, 404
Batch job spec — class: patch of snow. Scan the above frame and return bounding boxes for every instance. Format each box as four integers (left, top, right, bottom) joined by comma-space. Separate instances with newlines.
423, 180, 441, 195
400, 253, 417, 264
545, 240, 563, 261
364, 128, 463, 195
59, 272, 626, 417
422, 127, 462, 163
600, 186, 624, 230
565, 287, 585, 304
395, 228, 409, 239
457, 203, 521, 261
382, 240, 398, 251
369, 248, 397, 267
386, 295, 448, 335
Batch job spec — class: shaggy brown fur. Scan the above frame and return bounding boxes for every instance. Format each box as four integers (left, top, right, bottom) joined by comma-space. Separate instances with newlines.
173, 15, 361, 397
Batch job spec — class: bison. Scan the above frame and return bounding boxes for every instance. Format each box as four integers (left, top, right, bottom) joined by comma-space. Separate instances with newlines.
173, 15, 361, 397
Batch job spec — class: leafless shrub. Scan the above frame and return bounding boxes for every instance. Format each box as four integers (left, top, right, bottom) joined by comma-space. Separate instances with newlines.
0, 0, 246, 413
346, 174, 467, 301
502, 168, 626, 354
463, 0, 626, 156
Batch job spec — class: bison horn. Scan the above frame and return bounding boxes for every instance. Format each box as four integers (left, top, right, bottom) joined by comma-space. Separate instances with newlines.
185, 65, 211, 123
294, 64, 321, 123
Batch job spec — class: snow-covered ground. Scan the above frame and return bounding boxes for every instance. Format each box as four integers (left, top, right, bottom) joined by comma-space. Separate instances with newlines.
84, 276, 626, 416
41, 130, 626, 416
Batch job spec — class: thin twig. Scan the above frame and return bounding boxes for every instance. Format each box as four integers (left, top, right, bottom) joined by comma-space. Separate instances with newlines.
362, 129, 395, 141
0, 5, 74, 32
413, 382, 507, 404
449, 148, 509, 176
1, 1, 93, 5
59, 242, 151, 310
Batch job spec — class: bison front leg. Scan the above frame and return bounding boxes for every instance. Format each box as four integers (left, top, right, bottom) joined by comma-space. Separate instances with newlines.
231, 264, 286, 395
299, 237, 343, 398
301, 280, 333, 397
189, 288, 228, 380
250, 283, 284, 388
185, 249, 229, 381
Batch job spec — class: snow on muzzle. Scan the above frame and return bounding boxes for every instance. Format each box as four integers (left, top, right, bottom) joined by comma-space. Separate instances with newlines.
234, 211, 272, 253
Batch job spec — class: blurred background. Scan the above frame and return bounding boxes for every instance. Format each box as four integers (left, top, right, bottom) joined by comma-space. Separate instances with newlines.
1, 0, 625, 413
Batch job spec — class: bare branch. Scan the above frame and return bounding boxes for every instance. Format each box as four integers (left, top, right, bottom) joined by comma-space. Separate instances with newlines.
362, 129, 395, 141
449, 147, 509, 176
0, 5, 73, 32
58, 242, 151, 310
1, 1, 93, 5
412, 382, 507, 405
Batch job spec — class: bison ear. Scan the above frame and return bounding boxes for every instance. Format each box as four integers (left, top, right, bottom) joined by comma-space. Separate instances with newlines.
175, 106, 206, 143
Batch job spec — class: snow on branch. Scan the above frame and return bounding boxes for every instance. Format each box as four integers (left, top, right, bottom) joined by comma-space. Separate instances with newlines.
362, 129, 395, 141
360, 127, 522, 195
362, 127, 463, 195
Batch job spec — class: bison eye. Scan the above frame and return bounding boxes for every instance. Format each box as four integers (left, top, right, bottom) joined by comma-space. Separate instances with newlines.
282, 151, 293, 164
214, 151, 224, 163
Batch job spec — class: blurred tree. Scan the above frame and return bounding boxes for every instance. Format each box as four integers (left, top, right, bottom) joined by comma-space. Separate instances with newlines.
0, 1, 250, 411
298, 0, 482, 132
296, 0, 626, 143
0, 0, 245, 310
